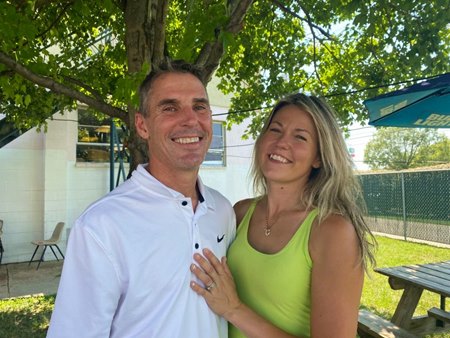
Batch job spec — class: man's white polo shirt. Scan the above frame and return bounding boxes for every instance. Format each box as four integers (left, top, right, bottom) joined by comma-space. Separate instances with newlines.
47, 164, 236, 338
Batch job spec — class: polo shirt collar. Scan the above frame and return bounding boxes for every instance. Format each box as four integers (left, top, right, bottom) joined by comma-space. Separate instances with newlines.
132, 164, 216, 211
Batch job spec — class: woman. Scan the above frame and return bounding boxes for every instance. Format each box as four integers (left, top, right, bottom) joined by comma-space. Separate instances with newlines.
190, 93, 376, 338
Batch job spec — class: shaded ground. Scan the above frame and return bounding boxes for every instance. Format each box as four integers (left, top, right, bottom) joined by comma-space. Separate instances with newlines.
0, 260, 62, 299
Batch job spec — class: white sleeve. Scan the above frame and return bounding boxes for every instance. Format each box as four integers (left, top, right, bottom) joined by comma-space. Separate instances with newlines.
47, 222, 121, 338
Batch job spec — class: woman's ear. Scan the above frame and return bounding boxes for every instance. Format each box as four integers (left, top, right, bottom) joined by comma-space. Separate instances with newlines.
135, 112, 149, 139
312, 156, 321, 169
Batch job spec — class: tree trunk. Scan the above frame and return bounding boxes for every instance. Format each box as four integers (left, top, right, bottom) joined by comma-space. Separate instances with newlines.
127, 105, 148, 176
122, 0, 253, 173
124, 0, 168, 173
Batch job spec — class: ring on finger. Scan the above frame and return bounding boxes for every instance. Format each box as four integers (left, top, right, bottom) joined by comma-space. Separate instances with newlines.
206, 282, 216, 291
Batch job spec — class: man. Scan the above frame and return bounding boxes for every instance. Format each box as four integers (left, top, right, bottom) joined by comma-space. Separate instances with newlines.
47, 61, 236, 338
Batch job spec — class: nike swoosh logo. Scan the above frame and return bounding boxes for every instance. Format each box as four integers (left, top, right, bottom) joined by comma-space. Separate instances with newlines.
217, 234, 225, 243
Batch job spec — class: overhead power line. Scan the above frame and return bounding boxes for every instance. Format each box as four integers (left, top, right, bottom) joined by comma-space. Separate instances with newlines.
212, 73, 448, 117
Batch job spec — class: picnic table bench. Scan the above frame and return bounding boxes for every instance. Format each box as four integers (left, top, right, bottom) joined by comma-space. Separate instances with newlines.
373, 260, 450, 336
358, 309, 418, 338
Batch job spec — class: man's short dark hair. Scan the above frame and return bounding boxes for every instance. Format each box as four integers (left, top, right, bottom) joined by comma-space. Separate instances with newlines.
138, 60, 206, 116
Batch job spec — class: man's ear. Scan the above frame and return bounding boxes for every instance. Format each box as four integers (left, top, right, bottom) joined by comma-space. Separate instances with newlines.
135, 112, 149, 139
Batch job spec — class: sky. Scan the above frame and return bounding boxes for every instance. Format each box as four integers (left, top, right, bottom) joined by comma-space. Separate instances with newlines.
346, 123, 376, 170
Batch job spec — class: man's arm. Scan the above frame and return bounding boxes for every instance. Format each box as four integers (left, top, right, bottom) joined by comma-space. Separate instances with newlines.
47, 223, 121, 338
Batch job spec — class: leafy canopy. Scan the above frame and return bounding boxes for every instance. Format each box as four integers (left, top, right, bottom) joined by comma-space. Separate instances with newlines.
1, 0, 449, 141
216, 0, 450, 136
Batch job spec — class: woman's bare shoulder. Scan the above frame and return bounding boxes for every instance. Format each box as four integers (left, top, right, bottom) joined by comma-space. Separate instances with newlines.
233, 198, 255, 226
314, 214, 356, 243
310, 213, 360, 264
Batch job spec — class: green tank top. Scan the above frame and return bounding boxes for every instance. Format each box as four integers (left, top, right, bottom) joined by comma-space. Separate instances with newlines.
227, 200, 318, 338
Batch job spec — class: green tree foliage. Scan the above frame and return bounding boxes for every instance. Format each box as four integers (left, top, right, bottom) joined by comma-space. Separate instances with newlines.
364, 128, 448, 170
415, 136, 450, 167
1, 0, 449, 169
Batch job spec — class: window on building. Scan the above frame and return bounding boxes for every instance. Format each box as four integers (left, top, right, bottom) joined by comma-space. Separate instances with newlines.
77, 109, 129, 163
203, 121, 226, 166
77, 110, 225, 166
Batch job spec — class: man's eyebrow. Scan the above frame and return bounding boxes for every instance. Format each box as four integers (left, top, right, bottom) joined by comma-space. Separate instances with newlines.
156, 98, 209, 107
193, 97, 210, 104
156, 98, 178, 107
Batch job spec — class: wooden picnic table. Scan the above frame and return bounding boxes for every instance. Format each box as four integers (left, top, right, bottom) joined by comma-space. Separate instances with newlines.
375, 260, 450, 336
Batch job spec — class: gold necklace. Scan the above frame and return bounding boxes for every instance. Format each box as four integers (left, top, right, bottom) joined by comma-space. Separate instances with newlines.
264, 213, 275, 236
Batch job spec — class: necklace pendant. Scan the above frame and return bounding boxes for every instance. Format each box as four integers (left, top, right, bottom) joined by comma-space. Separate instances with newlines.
264, 227, 271, 236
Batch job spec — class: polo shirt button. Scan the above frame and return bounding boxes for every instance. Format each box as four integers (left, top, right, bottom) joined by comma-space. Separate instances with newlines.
181, 201, 188, 206
195, 243, 199, 249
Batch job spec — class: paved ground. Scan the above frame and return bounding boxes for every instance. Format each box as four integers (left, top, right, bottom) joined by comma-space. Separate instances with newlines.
0, 260, 63, 299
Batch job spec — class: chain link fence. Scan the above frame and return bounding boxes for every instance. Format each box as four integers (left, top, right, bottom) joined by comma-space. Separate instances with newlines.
358, 169, 450, 246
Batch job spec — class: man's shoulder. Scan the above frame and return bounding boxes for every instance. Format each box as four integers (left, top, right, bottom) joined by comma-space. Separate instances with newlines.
77, 179, 140, 221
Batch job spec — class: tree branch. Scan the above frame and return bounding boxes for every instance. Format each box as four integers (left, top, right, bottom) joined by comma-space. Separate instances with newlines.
195, 0, 254, 83
0, 50, 128, 121
61, 75, 104, 101
10, 1, 75, 53
151, 0, 169, 65
273, 1, 352, 89
297, 3, 322, 85
270, 0, 334, 41
34, 1, 75, 38
125, 0, 168, 73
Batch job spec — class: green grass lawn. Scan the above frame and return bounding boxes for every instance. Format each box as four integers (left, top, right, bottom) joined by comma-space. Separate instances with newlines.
0, 236, 449, 337
0, 294, 55, 338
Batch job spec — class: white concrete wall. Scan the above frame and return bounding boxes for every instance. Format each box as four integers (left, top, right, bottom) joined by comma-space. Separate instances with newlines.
200, 111, 254, 205
203, 79, 254, 204
0, 129, 45, 263
0, 102, 254, 264
0, 111, 130, 263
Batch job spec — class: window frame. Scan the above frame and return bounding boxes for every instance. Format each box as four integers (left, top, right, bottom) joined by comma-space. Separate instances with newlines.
76, 109, 128, 164
202, 120, 226, 167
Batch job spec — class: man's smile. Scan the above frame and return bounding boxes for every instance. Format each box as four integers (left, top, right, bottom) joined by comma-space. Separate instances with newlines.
173, 137, 201, 144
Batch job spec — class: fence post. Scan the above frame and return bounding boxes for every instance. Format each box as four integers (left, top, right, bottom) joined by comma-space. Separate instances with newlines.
401, 172, 407, 241
110, 120, 115, 191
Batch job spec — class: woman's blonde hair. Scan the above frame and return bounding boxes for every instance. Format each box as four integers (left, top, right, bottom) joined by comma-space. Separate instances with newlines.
251, 93, 376, 270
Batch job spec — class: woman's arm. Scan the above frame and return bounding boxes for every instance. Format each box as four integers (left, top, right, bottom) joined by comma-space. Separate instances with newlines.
309, 214, 364, 338
190, 249, 302, 338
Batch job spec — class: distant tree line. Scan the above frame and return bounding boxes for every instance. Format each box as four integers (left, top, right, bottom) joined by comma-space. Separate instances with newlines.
364, 128, 450, 170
